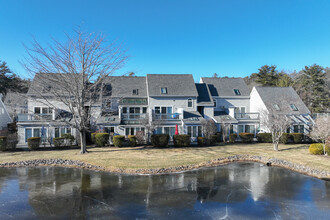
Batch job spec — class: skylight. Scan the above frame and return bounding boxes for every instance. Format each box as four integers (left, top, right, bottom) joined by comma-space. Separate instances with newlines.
290, 104, 298, 111
133, 89, 139, 95
161, 87, 167, 94
233, 89, 241, 95
273, 104, 280, 111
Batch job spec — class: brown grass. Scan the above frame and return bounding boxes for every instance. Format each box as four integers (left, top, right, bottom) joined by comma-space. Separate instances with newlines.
0, 143, 329, 173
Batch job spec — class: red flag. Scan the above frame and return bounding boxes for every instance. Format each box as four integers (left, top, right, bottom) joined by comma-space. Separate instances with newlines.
175, 124, 179, 135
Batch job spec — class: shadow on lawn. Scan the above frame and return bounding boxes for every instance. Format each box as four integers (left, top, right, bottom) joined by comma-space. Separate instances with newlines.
279, 145, 309, 152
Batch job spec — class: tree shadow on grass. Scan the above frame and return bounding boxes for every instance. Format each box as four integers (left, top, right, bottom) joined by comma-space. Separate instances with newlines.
278, 145, 309, 152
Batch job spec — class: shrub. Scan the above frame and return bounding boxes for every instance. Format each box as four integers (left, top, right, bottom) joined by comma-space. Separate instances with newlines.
309, 143, 330, 155
197, 137, 207, 147
27, 137, 40, 150
209, 135, 218, 145
229, 133, 237, 143
280, 133, 291, 144
215, 132, 222, 142
0, 136, 7, 151
256, 133, 272, 143
291, 133, 304, 144
54, 137, 65, 148
113, 135, 125, 147
151, 134, 169, 148
128, 135, 137, 147
95, 133, 110, 147
239, 133, 254, 143
173, 134, 191, 147
61, 133, 75, 146
91, 133, 97, 144
6, 133, 17, 151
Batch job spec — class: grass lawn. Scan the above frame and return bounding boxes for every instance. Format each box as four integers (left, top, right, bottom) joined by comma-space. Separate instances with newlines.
0, 143, 329, 174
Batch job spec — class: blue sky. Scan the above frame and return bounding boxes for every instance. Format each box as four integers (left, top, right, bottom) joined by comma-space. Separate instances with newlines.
1, 0, 330, 80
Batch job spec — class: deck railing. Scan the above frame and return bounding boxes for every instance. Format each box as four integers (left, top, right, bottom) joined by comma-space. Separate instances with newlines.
234, 113, 260, 120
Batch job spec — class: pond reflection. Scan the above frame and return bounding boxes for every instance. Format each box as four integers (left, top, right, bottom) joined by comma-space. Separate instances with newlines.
0, 163, 329, 219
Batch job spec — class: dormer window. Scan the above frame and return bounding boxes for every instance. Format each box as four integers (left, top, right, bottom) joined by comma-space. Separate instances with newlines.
188, 98, 193, 108
233, 89, 241, 95
133, 89, 139, 95
161, 88, 167, 94
290, 104, 298, 111
273, 104, 280, 111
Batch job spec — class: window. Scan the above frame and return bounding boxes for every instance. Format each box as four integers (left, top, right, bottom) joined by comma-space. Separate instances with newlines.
55, 127, 71, 138
188, 99, 193, 108
34, 107, 41, 114
122, 107, 127, 114
290, 104, 298, 111
233, 89, 241, 95
33, 128, 40, 137
294, 125, 304, 133
105, 127, 114, 133
188, 126, 202, 137
238, 125, 244, 134
25, 128, 32, 142
161, 88, 167, 94
213, 100, 217, 107
42, 107, 48, 114
142, 107, 147, 114
132, 89, 139, 95
273, 104, 280, 111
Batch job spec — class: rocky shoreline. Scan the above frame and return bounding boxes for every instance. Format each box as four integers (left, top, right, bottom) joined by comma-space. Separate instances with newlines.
0, 155, 329, 179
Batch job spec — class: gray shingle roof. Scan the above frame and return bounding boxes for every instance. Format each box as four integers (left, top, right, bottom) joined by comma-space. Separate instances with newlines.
147, 74, 198, 97
4, 92, 27, 106
103, 76, 147, 98
255, 86, 310, 115
201, 77, 250, 97
195, 83, 214, 105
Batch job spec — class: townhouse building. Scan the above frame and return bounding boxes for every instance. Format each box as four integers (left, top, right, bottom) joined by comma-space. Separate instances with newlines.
200, 77, 260, 136
15, 73, 313, 147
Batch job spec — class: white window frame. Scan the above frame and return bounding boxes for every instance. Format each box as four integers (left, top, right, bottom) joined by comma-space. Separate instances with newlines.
188, 98, 193, 108
160, 87, 167, 94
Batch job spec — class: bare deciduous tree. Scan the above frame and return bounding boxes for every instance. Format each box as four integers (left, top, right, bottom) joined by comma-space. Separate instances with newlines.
221, 123, 231, 142
309, 117, 330, 155
21, 29, 128, 153
201, 119, 217, 140
260, 110, 291, 151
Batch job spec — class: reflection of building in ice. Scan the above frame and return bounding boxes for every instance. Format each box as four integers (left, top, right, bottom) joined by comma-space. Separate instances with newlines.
249, 164, 269, 201
227, 163, 269, 202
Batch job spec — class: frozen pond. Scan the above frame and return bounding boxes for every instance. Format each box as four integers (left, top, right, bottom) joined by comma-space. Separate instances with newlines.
0, 162, 329, 219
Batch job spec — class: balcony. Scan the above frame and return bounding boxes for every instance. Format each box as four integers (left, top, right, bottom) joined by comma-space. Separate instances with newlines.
120, 98, 148, 105
234, 113, 259, 120
153, 113, 181, 121
17, 114, 53, 122
121, 113, 147, 125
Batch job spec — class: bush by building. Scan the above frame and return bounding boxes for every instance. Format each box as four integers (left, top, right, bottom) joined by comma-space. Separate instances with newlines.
239, 133, 254, 143
27, 137, 40, 150
61, 133, 75, 146
209, 135, 218, 145
291, 133, 304, 144
280, 133, 291, 144
95, 133, 110, 147
91, 133, 96, 144
197, 137, 207, 147
0, 136, 7, 151
229, 133, 237, 143
151, 134, 169, 148
113, 135, 125, 147
309, 143, 330, 155
128, 135, 137, 147
256, 133, 272, 143
173, 134, 191, 147
54, 137, 65, 148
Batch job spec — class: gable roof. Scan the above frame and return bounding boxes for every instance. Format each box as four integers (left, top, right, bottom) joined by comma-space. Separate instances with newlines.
4, 92, 28, 107
201, 77, 250, 97
195, 83, 214, 105
103, 76, 147, 98
146, 74, 198, 97
255, 86, 310, 115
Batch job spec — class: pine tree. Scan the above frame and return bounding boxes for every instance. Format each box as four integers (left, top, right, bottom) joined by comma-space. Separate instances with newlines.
255, 65, 280, 86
